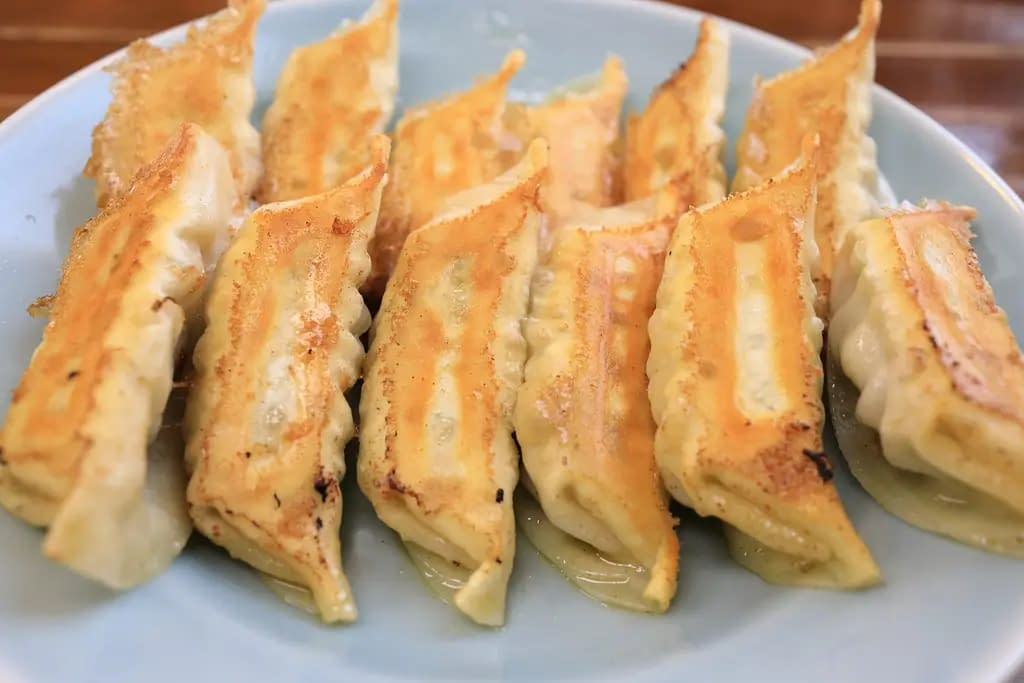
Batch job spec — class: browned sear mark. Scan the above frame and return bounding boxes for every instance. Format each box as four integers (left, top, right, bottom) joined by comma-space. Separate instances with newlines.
26, 294, 54, 318
151, 296, 174, 312
802, 449, 834, 483
332, 217, 354, 235
921, 321, 940, 350
314, 472, 331, 502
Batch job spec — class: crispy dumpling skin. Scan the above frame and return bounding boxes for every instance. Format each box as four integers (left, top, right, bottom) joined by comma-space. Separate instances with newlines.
185, 137, 389, 622
85, 0, 264, 208
514, 191, 682, 613
504, 56, 627, 230
647, 140, 880, 589
365, 50, 524, 299
358, 141, 548, 626
829, 202, 1024, 556
623, 18, 729, 206
256, 0, 398, 203
0, 124, 236, 588
733, 0, 881, 313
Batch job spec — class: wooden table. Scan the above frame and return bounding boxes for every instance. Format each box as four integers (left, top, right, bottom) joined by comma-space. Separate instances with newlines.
1, 0, 1021, 199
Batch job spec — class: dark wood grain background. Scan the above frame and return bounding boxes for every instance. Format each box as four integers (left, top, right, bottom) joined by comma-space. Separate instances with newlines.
1, 0, 1021, 199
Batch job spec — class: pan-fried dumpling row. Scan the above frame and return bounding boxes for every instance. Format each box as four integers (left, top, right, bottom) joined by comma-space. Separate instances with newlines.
0, 124, 236, 588
648, 139, 880, 589
366, 50, 525, 298
515, 191, 682, 613
85, 0, 264, 209
257, 0, 398, 203
623, 18, 729, 206
734, 0, 882, 313
829, 202, 1024, 556
358, 141, 548, 626
504, 56, 627, 230
185, 137, 389, 622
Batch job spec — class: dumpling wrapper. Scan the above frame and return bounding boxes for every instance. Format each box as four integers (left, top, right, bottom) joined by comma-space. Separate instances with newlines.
185, 137, 389, 622
257, 0, 398, 203
514, 190, 682, 613
623, 18, 729, 206
733, 0, 881, 314
829, 202, 1024, 556
0, 123, 237, 588
365, 50, 524, 299
504, 56, 627, 232
647, 138, 880, 589
85, 0, 264, 209
358, 140, 548, 626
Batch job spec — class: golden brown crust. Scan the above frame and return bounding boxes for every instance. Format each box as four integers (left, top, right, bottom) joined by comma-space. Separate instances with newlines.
884, 204, 1024, 423
256, 0, 398, 203
648, 139, 879, 587
623, 19, 729, 206
185, 137, 390, 622
673, 176, 825, 501
7, 126, 216, 490
829, 202, 1024, 546
503, 56, 627, 229
515, 192, 681, 611
84, 0, 265, 208
733, 0, 881, 312
0, 123, 237, 587
365, 50, 524, 299
358, 141, 548, 625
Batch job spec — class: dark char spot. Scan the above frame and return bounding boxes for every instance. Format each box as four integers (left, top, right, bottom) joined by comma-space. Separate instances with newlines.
802, 449, 834, 483
922, 321, 940, 350
495, 488, 505, 504
314, 517, 323, 530
313, 473, 330, 502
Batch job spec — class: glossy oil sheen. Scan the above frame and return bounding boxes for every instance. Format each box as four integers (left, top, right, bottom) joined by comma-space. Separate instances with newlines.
1, 0, 1024, 681
515, 493, 654, 613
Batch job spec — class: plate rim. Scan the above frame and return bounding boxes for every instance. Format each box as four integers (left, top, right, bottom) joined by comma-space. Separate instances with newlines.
1, 0, 1021, 219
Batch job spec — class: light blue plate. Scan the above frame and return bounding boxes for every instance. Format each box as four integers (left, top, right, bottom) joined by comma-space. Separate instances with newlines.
2, 1, 1023, 681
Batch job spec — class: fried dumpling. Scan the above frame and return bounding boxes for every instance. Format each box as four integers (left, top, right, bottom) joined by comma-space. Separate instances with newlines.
829, 202, 1024, 556
0, 123, 236, 588
365, 50, 524, 298
514, 191, 681, 613
358, 141, 548, 626
257, 0, 398, 203
184, 137, 389, 623
623, 18, 729, 206
504, 56, 627, 229
85, 0, 264, 208
647, 139, 880, 588
733, 0, 881, 313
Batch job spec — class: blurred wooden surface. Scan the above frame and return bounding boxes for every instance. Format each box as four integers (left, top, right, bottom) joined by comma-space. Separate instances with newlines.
0, 0, 1022, 198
